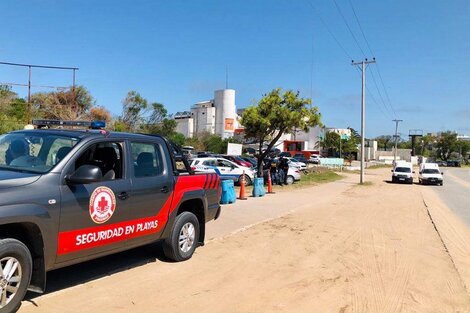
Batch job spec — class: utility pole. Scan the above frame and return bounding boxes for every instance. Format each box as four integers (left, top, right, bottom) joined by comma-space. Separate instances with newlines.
352, 58, 375, 184
393, 119, 403, 164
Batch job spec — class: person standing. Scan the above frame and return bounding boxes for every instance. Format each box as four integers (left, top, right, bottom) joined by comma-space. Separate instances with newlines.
280, 157, 290, 185
270, 158, 279, 185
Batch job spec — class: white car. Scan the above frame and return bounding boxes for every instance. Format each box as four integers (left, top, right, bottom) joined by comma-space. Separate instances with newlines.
287, 157, 307, 170
309, 155, 321, 164
391, 161, 414, 184
418, 163, 443, 186
286, 166, 301, 184
190, 157, 255, 185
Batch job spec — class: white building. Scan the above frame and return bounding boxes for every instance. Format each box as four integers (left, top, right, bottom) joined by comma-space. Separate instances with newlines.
174, 89, 238, 139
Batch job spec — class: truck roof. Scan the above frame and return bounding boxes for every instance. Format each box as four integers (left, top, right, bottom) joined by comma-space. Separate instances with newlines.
10, 129, 164, 141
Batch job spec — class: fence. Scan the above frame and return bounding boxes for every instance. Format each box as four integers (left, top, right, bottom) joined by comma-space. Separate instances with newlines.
319, 158, 344, 169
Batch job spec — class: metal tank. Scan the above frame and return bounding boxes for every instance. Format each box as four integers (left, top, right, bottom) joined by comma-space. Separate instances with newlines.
214, 89, 236, 139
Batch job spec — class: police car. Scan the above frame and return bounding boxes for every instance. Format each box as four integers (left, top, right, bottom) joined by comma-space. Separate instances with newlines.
190, 157, 255, 185
0, 120, 221, 313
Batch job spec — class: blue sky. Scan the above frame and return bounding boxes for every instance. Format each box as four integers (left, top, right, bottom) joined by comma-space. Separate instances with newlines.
1, 0, 469, 138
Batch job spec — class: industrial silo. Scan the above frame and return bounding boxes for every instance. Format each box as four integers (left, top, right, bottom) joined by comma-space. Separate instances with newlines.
214, 89, 236, 139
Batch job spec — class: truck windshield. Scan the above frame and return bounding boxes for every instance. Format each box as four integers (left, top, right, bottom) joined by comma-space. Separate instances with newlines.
0, 132, 80, 174
423, 169, 440, 174
395, 167, 411, 173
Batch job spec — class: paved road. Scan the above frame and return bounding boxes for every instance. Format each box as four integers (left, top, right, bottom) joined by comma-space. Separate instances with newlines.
429, 167, 470, 227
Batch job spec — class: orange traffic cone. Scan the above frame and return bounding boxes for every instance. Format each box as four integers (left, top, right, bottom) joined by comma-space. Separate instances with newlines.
267, 169, 275, 194
239, 170, 247, 200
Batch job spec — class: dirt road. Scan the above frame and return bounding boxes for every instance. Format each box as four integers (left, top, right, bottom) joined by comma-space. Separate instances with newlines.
20, 169, 470, 313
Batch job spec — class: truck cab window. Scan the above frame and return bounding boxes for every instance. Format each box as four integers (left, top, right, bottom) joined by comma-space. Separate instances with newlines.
130, 142, 163, 177
75, 142, 123, 180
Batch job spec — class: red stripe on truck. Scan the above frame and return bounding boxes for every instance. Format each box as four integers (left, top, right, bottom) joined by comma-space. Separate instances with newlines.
57, 174, 208, 255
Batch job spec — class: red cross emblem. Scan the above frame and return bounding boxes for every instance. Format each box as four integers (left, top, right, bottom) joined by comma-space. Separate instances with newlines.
89, 187, 116, 224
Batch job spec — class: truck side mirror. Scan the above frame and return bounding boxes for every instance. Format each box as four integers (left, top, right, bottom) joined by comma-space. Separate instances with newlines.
441, 172, 444, 175
391, 169, 393, 172
66, 165, 103, 184
412, 171, 415, 174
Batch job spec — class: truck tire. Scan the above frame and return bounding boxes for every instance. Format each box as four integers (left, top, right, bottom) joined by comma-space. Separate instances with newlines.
163, 212, 200, 262
0, 239, 32, 313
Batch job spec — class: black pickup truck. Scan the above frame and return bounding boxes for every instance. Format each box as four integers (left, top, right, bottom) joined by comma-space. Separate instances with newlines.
0, 127, 221, 313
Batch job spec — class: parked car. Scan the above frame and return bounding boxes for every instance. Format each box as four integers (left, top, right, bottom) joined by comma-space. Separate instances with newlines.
190, 157, 255, 185
221, 155, 253, 168
391, 161, 414, 184
286, 157, 307, 170
0, 122, 222, 312
446, 160, 461, 167
240, 156, 258, 168
418, 163, 444, 185
262, 165, 301, 185
293, 153, 309, 164
309, 155, 321, 164
279, 152, 291, 158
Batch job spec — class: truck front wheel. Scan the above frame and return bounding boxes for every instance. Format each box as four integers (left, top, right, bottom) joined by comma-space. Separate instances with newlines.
0, 239, 32, 313
163, 212, 200, 262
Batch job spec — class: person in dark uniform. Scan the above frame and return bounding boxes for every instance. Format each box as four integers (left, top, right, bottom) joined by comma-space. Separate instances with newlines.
5, 139, 28, 165
270, 158, 280, 185
279, 157, 290, 185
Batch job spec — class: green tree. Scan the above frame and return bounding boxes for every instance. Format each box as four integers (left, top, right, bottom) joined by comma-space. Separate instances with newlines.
146, 118, 177, 137
31, 86, 94, 120
375, 135, 392, 151
121, 91, 148, 132
435, 131, 458, 161
170, 133, 186, 146
456, 140, 470, 162
241, 88, 321, 174
341, 136, 358, 161
318, 131, 340, 156
0, 85, 26, 132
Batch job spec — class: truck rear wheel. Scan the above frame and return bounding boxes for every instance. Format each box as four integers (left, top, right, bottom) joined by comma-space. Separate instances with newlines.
0, 239, 32, 313
163, 212, 200, 262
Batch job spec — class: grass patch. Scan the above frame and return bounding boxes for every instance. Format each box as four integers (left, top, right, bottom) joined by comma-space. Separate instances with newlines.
294, 170, 343, 187
366, 164, 392, 169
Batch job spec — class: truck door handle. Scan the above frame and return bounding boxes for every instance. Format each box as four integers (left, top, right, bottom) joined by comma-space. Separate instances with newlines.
160, 186, 169, 193
118, 192, 129, 200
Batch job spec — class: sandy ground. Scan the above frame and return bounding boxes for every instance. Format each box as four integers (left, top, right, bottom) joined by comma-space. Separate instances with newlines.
19, 169, 470, 313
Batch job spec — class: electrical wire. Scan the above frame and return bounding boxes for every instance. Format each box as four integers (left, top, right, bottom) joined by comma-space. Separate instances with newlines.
305, 1, 354, 61
305, 0, 391, 120
332, 0, 367, 58
347, 0, 397, 118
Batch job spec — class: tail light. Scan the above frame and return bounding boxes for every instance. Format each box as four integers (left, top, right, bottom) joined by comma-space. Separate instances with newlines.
191, 166, 196, 171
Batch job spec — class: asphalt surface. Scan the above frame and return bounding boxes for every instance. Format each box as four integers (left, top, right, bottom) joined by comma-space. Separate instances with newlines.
428, 167, 470, 227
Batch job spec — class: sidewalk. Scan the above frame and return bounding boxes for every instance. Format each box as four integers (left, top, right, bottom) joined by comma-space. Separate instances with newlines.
206, 175, 353, 240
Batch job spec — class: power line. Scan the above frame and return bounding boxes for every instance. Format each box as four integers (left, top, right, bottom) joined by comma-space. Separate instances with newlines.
305, 1, 354, 60
368, 69, 394, 117
0, 82, 69, 90
332, 0, 367, 58
347, 0, 374, 56
305, 0, 392, 121
345, 0, 397, 117
332, 0, 395, 118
